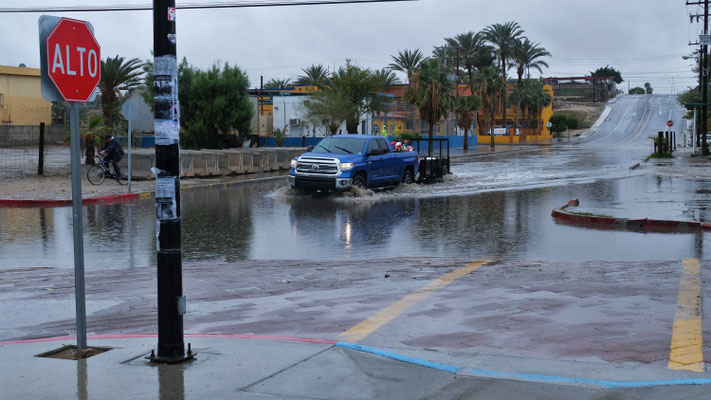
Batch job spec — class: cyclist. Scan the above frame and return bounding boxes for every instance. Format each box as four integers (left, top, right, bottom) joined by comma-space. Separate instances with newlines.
99, 135, 125, 178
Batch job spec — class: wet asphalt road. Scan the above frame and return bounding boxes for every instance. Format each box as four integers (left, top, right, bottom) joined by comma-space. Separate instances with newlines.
0, 95, 705, 269
3, 94, 711, 397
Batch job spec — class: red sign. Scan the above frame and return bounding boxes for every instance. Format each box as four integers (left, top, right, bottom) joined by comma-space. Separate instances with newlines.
667, 120, 674, 127
46, 18, 101, 102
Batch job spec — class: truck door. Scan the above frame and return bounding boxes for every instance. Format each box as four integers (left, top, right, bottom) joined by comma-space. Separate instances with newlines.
365, 139, 383, 185
376, 138, 397, 182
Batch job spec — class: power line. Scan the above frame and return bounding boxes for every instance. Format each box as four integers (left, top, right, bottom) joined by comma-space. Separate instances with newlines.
0, 0, 415, 13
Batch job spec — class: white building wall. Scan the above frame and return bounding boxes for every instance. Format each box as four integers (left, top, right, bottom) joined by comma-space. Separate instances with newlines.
272, 95, 374, 137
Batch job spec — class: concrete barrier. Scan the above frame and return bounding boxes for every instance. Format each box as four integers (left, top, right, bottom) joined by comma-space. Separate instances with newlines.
118, 150, 154, 180
119, 147, 307, 179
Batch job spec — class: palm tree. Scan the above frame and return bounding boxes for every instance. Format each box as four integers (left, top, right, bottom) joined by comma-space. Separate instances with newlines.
483, 21, 524, 135
373, 68, 401, 87
389, 48, 424, 83
295, 64, 330, 88
444, 31, 494, 142
390, 48, 424, 133
473, 66, 503, 149
511, 38, 550, 131
264, 78, 293, 89
99, 56, 143, 134
520, 79, 552, 134
405, 58, 454, 155
444, 31, 494, 86
454, 95, 481, 151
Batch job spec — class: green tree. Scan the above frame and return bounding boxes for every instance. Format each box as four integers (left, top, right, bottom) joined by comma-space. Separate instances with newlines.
549, 114, 568, 139
454, 95, 481, 151
390, 48, 425, 133
511, 38, 550, 130
329, 64, 384, 133
99, 55, 143, 134
519, 79, 552, 133
389, 48, 424, 83
644, 82, 653, 94
303, 89, 352, 135
484, 21, 524, 135
295, 64, 330, 88
264, 78, 293, 89
473, 66, 504, 149
373, 68, 401, 87
179, 61, 254, 149
591, 65, 623, 84
629, 86, 645, 95
405, 58, 454, 155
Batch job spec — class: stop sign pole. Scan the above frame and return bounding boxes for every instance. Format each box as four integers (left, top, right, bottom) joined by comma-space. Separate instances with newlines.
39, 16, 101, 351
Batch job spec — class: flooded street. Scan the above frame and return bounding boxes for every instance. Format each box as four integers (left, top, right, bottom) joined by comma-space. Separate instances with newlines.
2, 94, 707, 269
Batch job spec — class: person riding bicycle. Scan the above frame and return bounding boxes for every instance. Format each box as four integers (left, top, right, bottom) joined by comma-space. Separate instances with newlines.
99, 135, 124, 178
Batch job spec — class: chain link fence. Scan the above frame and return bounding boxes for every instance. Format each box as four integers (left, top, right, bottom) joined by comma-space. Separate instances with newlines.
0, 124, 70, 178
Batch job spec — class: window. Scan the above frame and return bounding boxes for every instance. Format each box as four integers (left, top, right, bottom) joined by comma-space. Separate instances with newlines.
0, 93, 3, 106
367, 139, 380, 155
377, 138, 390, 153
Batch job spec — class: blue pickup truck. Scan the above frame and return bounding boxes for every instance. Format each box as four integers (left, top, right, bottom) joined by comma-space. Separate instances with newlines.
288, 135, 419, 192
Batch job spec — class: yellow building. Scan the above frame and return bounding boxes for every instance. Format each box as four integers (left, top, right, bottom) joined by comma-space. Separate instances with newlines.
378, 83, 554, 143
0, 65, 52, 126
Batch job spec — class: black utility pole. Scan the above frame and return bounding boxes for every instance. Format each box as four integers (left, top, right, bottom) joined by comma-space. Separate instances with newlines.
703, 0, 709, 153
151, 0, 191, 363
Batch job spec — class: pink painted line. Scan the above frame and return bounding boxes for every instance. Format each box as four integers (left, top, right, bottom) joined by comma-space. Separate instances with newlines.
0, 193, 139, 208
0, 333, 337, 347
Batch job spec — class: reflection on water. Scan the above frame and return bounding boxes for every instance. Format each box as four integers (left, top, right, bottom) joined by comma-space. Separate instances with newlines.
2, 146, 711, 269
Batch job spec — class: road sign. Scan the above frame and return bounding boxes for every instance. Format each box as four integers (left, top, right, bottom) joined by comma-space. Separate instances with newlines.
667, 120, 674, 127
46, 18, 100, 102
701, 34, 711, 46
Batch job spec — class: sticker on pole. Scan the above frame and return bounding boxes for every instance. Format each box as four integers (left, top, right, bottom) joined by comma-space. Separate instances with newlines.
168, 7, 176, 21
45, 17, 101, 103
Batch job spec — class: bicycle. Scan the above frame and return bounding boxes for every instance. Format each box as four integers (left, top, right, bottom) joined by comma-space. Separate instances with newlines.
87, 154, 126, 185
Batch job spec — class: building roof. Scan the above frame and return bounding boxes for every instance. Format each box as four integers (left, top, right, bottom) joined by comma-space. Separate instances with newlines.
0, 65, 41, 77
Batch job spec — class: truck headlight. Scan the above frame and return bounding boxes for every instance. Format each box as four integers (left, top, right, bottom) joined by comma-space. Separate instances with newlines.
290, 159, 298, 168
339, 162, 354, 171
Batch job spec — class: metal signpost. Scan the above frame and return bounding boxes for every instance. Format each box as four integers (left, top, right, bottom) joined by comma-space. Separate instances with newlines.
39, 16, 101, 351
120, 99, 136, 192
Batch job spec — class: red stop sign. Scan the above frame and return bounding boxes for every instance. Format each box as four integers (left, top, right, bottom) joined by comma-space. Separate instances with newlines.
46, 18, 101, 102
667, 120, 673, 127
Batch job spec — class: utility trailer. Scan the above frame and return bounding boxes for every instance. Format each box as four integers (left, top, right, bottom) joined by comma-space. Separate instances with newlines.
413, 138, 450, 182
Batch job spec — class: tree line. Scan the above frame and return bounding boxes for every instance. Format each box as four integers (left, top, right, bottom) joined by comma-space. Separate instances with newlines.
68, 20, 562, 158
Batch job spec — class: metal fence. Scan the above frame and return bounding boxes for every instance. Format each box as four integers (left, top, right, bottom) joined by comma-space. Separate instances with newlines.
0, 125, 70, 178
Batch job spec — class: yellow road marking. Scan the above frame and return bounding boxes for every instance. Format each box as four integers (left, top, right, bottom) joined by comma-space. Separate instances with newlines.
668, 258, 705, 372
339, 261, 489, 343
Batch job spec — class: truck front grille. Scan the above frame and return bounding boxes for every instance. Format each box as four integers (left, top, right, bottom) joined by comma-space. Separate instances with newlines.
296, 157, 339, 175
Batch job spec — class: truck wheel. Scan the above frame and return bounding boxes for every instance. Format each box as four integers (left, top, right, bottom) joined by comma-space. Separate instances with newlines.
402, 168, 414, 184
353, 174, 366, 188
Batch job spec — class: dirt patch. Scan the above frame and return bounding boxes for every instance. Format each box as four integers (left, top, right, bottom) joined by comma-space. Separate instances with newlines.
554, 102, 605, 129
36, 345, 111, 360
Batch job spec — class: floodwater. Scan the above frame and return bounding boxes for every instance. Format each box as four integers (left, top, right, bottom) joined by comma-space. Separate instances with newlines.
2, 94, 709, 269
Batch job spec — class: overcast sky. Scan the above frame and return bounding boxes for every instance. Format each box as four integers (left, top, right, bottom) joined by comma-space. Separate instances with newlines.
0, 0, 702, 94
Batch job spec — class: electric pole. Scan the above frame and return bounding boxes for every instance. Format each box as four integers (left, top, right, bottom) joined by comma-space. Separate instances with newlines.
689, 0, 710, 153
151, 0, 191, 363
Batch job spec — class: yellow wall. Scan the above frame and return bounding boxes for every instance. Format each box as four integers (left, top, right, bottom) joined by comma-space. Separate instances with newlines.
0, 66, 52, 126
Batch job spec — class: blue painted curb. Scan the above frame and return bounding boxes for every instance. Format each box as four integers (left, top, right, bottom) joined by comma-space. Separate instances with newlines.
336, 341, 711, 388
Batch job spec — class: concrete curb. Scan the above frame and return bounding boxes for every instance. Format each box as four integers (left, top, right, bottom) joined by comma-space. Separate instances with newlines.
579, 105, 612, 139
0, 193, 140, 208
551, 199, 711, 233
0, 175, 286, 208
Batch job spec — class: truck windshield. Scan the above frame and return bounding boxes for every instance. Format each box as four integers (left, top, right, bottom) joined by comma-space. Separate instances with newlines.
311, 138, 365, 155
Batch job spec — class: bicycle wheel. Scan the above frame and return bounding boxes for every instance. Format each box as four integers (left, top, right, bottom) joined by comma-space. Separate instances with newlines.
87, 165, 105, 185
114, 167, 126, 185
